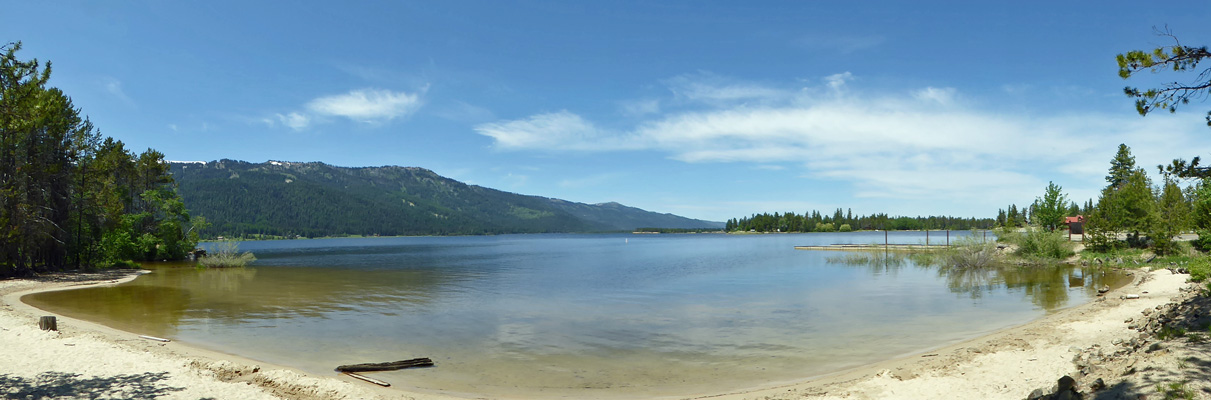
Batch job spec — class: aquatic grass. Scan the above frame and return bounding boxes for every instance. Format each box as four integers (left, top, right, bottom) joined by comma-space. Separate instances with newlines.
198, 241, 256, 268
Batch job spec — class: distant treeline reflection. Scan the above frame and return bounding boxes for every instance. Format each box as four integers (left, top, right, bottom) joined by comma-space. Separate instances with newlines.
827, 251, 1129, 311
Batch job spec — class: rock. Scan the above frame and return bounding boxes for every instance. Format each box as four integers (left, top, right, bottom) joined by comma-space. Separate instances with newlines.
1090, 378, 1105, 391
1053, 375, 1083, 400
1098, 286, 1110, 294
1026, 388, 1046, 400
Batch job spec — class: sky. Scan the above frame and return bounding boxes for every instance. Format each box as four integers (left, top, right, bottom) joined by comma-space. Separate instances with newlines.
4, 1, 1211, 222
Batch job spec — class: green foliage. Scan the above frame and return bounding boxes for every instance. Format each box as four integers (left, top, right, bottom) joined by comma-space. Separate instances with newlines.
1118, 30, 1211, 178
0, 42, 197, 277
944, 234, 997, 269
1013, 229, 1075, 260
838, 223, 852, 232
1032, 181, 1068, 232
1117, 28, 1211, 124
1193, 180, 1211, 229
1188, 258, 1211, 283
1193, 231, 1211, 253
1154, 380, 1195, 400
1107, 144, 1137, 188
198, 241, 256, 268
730, 210, 994, 233
1152, 178, 1192, 255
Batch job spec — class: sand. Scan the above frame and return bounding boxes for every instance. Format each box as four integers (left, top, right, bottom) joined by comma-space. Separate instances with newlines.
1, 268, 1203, 400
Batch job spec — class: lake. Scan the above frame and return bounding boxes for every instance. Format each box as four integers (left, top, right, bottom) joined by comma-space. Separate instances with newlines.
24, 232, 1127, 398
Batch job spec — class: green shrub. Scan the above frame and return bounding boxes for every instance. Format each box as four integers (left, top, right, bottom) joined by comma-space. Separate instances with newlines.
838, 224, 852, 232
945, 234, 997, 268
1188, 258, 1211, 283
1192, 231, 1211, 253
1014, 229, 1075, 260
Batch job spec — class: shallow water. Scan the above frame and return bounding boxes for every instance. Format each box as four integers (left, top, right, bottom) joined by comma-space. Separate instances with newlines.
25, 233, 1128, 398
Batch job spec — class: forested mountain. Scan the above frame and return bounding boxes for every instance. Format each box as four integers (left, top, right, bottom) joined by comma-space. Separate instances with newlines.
170, 160, 723, 238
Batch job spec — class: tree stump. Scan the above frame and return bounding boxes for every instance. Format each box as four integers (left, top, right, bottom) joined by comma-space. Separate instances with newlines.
39, 316, 57, 331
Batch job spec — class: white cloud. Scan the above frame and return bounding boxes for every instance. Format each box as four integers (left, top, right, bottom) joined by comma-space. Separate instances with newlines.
473, 73, 1211, 210
306, 88, 423, 122
824, 72, 853, 92
474, 110, 634, 151
276, 112, 311, 130
264, 87, 426, 131
913, 87, 957, 105
665, 72, 789, 105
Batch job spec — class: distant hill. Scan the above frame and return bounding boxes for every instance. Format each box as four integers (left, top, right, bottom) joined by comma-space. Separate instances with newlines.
169, 160, 723, 237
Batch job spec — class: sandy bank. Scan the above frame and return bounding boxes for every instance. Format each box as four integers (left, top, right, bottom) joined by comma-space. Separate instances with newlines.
3, 268, 1204, 399
703, 268, 1203, 400
0, 270, 458, 400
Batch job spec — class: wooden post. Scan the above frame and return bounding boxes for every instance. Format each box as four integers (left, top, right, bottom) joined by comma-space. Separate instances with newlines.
884, 230, 888, 250
39, 316, 57, 331
946, 230, 950, 246
926, 230, 930, 246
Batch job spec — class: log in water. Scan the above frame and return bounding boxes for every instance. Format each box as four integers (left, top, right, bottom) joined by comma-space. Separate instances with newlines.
335, 357, 434, 372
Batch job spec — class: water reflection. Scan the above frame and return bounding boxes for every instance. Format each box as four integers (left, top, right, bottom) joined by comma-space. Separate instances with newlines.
828, 251, 1130, 311
24, 262, 464, 334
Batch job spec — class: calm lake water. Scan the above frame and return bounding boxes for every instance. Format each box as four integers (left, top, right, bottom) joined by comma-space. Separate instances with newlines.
25, 232, 1128, 398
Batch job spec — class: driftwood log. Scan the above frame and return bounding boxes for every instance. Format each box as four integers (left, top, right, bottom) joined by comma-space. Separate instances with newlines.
343, 372, 391, 387
335, 358, 433, 372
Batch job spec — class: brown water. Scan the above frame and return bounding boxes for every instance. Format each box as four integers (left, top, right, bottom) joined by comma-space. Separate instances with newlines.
23, 233, 1130, 398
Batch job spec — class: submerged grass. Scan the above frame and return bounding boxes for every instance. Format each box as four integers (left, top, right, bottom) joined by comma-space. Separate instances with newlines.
198, 241, 256, 268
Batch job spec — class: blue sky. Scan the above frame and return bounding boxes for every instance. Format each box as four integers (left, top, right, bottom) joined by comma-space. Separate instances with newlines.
5, 1, 1211, 222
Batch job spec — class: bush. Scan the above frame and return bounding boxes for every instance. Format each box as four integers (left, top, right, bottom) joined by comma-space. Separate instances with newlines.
198, 241, 256, 268
946, 234, 998, 268
838, 224, 853, 232
1189, 258, 1211, 283
1193, 230, 1211, 253
1014, 229, 1075, 260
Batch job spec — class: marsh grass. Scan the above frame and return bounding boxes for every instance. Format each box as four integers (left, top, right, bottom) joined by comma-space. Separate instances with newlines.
198, 241, 256, 268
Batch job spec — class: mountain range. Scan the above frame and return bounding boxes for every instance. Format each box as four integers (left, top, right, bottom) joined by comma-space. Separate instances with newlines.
169, 160, 723, 238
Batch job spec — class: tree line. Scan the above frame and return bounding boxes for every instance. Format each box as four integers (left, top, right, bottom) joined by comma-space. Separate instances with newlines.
1, 42, 200, 277
726, 209, 995, 233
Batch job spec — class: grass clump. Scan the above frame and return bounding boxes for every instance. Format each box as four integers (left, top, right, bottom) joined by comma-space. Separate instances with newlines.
198, 241, 256, 268
1012, 229, 1075, 261
944, 234, 997, 269
1156, 381, 1195, 400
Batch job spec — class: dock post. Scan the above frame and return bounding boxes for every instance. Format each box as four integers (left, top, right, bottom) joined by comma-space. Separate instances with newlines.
946, 230, 950, 246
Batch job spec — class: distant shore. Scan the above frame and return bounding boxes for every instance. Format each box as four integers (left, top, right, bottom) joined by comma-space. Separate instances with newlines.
2, 267, 1200, 399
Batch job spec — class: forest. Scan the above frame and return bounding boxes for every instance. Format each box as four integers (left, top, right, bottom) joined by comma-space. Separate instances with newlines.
726, 209, 995, 233
0, 43, 199, 277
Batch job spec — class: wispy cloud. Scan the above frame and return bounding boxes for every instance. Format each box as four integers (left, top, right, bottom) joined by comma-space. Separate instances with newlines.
475, 110, 634, 151
306, 88, 424, 122
275, 112, 311, 130
103, 77, 136, 107
473, 72, 1211, 209
266, 87, 426, 131
664, 72, 789, 105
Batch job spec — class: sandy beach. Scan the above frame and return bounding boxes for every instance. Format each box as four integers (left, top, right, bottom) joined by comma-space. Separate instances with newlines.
2, 268, 1207, 400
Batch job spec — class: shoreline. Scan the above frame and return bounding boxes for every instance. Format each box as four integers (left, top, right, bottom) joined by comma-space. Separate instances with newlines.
1, 267, 1198, 399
